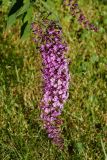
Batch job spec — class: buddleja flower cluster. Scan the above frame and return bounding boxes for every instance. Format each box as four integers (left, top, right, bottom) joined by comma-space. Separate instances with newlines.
64, 0, 98, 32
32, 21, 70, 149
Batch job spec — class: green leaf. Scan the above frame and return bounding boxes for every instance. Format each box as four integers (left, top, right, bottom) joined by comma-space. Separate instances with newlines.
24, 0, 30, 3
90, 54, 99, 64
41, 0, 59, 20
16, 2, 30, 17
20, 22, 31, 41
8, 0, 23, 16
23, 6, 33, 23
104, 18, 107, 25
7, 13, 16, 28
76, 142, 84, 154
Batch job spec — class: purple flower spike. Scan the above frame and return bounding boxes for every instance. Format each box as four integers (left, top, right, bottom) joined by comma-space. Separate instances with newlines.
32, 21, 70, 149
64, 0, 98, 32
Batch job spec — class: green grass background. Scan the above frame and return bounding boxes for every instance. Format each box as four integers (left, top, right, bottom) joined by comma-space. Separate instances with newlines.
0, 0, 107, 159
